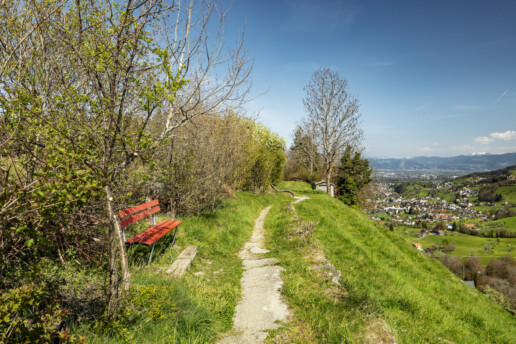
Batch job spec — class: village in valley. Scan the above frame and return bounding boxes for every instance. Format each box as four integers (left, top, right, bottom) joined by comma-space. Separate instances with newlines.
371, 180, 485, 229
366, 169, 516, 260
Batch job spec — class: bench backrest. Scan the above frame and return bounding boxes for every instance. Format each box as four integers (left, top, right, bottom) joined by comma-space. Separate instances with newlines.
117, 199, 160, 228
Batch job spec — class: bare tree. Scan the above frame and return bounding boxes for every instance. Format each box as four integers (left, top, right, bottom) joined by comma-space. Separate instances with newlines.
302, 67, 362, 194
157, 0, 253, 139
291, 122, 320, 175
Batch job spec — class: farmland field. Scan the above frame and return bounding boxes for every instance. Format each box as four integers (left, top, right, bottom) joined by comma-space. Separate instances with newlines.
403, 232, 516, 264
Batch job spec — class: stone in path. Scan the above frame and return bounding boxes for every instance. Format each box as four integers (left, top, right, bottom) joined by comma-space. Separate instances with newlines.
219, 206, 290, 344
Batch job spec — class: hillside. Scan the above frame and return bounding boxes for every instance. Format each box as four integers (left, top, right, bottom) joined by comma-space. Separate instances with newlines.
370, 153, 516, 173
271, 182, 515, 343
75, 183, 515, 343
458, 164, 516, 180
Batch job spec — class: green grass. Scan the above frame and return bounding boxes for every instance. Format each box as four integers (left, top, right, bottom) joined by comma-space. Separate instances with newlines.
474, 205, 493, 212
404, 184, 428, 197
375, 212, 392, 220
75, 182, 516, 343
494, 216, 516, 230
498, 185, 516, 204
271, 182, 516, 343
413, 233, 516, 264
76, 191, 292, 343
279, 180, 313, 191
435, 191, 456, 202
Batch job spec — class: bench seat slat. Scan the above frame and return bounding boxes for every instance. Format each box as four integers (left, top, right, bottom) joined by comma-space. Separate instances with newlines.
117, 199, 159, 218
126, 219, 182, 246
120, 206, 160, 228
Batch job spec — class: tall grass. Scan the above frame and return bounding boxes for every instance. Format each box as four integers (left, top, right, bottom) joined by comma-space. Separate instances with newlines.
269, 181, 516, 343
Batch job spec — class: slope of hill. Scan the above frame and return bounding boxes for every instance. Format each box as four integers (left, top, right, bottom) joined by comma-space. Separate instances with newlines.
370, 153, 516, 173
77, 184, 515, 343
271, 181, 515, 343
458, 164, 516, 180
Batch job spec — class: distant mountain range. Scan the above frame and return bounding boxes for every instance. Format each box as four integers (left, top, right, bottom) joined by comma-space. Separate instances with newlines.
369, 152, 516, 173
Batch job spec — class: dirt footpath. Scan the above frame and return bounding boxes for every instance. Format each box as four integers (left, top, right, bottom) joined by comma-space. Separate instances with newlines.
218, 206, 290, 343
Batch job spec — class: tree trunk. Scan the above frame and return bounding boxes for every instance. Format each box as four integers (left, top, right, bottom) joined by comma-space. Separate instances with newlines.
106, 220, 118, 318
326, 170, 331, 195
145, 169, 158, 203
105, 185, 131, 292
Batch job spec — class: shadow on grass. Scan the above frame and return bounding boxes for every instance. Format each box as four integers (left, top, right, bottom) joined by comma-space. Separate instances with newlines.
125, 224, 181, 266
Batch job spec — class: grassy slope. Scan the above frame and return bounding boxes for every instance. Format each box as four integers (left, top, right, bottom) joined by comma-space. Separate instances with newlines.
78, 192, 292, 343
498, 185, 516, 204
270, 181, 516, 343
78, 182, 516, 343
496, 216, 516, 229
396, 226, 516, 265
404, 184, 428, 198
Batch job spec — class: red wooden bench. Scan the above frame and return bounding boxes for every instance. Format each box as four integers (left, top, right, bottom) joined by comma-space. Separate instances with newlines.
117, 199, 182, 263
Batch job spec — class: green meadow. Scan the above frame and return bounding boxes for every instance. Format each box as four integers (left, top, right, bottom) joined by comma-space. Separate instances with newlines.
495, 216, 516, 229
413, 233, 516, 264
497, 185, 516, 204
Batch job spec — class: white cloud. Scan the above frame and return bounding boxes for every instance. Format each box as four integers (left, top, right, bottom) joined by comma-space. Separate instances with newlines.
475, 136, 494, 144
494, 89, 509, 105
472, 152, 487, 156
490, 130, 516, 140
455, 104, 482, 111
413, 103, 430, 111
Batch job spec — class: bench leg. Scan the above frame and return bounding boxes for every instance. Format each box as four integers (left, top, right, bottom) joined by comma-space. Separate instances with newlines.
148, 242, 156, 264
171, 226, 179, 246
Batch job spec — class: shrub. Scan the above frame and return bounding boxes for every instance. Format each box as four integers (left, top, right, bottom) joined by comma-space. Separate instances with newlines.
442, 243, 456, 253
486, 258, 513, 280
439, 254, 463, 277
482, 285, 512, 312
464, 257, 483, 281
95, 284, 177, 339
0, 283, 84, 343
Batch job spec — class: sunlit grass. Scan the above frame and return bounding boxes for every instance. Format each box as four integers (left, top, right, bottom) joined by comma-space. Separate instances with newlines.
415, 233, 516, 264
269, 182, 516, 343
76, 182, 516, 343
76, 191, 292, 343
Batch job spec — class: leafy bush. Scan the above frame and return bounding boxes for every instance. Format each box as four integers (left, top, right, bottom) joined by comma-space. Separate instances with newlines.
94, 284, 177, 340
0, 283, 84, 343
482, 285, 512, 312
442, 243, 456, 253
439, 254, 463, 276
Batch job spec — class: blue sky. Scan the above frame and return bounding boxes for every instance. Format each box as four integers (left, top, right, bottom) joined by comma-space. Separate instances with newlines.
223, 0, 516, 157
